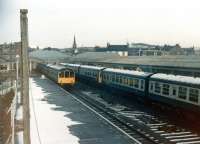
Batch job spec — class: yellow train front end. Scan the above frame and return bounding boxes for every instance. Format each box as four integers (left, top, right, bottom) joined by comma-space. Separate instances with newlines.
58, 77, 75, 85
57, 69, 75, 86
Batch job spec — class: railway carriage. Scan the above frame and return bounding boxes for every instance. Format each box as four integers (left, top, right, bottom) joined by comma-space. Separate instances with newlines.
59, 63, 200, 115
102, 68, 152, 98
60, 63, 81, 74
149, 73, 200, 112
37, 64, 75, 85
78, 65, 105, 83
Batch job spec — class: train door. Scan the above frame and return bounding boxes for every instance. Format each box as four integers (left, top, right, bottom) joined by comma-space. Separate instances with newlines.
98, 71, 102, 83
98, 68, 106, 83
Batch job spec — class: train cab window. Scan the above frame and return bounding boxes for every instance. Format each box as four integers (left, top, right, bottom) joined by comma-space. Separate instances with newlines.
65, 71, 70, 77
172, 87, 177, 96
140, 80, 144, 89
162, 84, 170, 95
59, 72, 65, 78
155, 82, 161, 94
178, 87, 187, 100
189, 88, 199, 103
70, 72, 74, 77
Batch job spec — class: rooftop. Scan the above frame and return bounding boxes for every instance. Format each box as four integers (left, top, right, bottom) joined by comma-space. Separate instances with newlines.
29, 50, 70, 61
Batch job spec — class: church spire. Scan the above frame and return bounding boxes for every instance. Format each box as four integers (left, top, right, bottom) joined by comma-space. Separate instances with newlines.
72, 35, 78, 55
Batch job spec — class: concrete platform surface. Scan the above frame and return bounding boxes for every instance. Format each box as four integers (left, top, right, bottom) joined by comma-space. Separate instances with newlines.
30, 76, 133, 144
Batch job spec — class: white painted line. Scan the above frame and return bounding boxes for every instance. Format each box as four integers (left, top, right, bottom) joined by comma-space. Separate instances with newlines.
59, 86, 142, 144
161, 132, 191, 136
177, 140, 200, 144
166, 134, 198, 139
170, 137, 200, 142
154, 131, 165, 134
147, 123, 167, 126
150, 126, 160, 129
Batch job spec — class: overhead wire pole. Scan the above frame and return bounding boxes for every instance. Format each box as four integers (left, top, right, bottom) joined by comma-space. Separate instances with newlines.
20, 9, 31, 144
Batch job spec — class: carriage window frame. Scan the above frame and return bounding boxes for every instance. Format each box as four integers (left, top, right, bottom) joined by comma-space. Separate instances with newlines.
172, 86, 177, 97
65, 71, 70, 77
189, 88, 199, 103
162, 83, 170, 96
103, 74, 105, 80
129, 78, 133, 87
150, 82, 154, 92
107, 74, 110, 81
109, 74, 112, 81
125, 77, 128, 85
140, 80, 144, 90
59, 71, 65, 78
116, 75, 119, 83
119, 76, 122, 84
112, 74, 115, 82
154, 82, 161, 94
133, 79, 139, 88
178, 86, 187, 100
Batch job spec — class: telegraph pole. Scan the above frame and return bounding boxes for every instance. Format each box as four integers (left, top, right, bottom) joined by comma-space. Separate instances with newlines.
20, 9, 30, 144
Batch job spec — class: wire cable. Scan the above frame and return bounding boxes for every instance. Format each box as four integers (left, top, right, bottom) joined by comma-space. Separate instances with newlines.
30, 78, 42, 144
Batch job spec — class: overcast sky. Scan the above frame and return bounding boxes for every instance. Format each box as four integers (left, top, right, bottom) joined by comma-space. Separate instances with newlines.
1, 0, 200, 48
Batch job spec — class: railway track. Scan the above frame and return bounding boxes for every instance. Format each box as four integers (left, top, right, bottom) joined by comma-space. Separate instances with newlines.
64, 87, 168, 144
64, 85, 200, 144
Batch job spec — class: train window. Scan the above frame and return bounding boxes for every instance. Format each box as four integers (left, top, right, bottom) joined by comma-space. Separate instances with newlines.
154, 82, 161, 94
107, 74, 109, 81
65, 71, 70, 77
107, 74, 110, 81
124, 77, 127, 85
123, 77, 126, 85
140, 80, 144, 89
116, 75, 119, 83
129, 78, 133, 86
178, 87, 187, 100
189, 88, 199, 103
59, 72, 64, 78
112, 75, 115, 82
70, 72, 74, 77
109, 75, 112, 81
150, 82, 154, 91
119, 76, 122, 84
172, 87, 177, 96
162, 84, 170, 95
134, 79, 139, 88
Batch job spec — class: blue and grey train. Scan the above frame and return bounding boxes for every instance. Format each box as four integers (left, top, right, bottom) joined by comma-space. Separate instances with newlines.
61, 63, 200, 114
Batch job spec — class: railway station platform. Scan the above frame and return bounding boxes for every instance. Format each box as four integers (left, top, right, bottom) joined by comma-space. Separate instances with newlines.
30, 76, 133, 144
